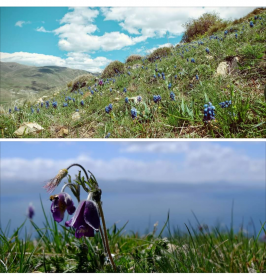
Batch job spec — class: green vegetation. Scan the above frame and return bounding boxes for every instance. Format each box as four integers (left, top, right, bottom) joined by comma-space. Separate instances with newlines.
0, 9, 266, 138
0, 62, 92, 105
0, 205, 265, 273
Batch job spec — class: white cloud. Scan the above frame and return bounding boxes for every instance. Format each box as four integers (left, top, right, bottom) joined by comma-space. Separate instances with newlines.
36, 26, 52, 33
1, 143, 265, 186
15, 21, 31, 27
102, 7, 257, 39
0, 52, 111, 73
50, 7, 147, 52
120, 142, 189, 153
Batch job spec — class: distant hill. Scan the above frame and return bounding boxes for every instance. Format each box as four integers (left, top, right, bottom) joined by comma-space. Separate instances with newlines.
0, 62, 98, 103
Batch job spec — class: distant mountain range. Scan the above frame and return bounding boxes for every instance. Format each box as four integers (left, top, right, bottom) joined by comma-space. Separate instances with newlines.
0, 62, 98, 104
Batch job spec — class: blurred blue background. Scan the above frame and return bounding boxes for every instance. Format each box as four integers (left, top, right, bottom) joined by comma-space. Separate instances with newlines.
1, 141, 265, 237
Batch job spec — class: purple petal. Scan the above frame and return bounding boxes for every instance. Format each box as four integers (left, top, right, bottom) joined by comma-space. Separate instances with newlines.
62, 192, 76, 215
75, 224, 94, 239
84, 200, 100, 231
67, 201, 86, 229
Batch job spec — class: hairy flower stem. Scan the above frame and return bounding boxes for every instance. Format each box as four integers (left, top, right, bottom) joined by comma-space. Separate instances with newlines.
67, 163, 90, 181
97, 202, 116, 272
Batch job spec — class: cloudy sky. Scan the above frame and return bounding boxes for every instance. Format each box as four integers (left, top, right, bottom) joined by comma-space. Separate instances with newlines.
1, 141, 265, 235
0, 6, 258, 72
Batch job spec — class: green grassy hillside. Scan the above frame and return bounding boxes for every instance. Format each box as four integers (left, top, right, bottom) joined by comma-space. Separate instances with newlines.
1, 12, 266, 138
0, 62, 93, 104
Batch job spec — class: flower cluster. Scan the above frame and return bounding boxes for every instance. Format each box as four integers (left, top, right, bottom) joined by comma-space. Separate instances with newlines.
219, 100, 232, 108
131, 107, 137, 119
105, 103, 113, 113
153, 95, 161, 103
170, 91, 175, 101
203, 102, 215, 122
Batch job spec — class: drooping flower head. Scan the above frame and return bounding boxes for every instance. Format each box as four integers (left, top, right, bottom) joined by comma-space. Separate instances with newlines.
43, 169, 68, 193
27, 203, 35, 219
65, 197, 100, 239
50, 192, 76, 223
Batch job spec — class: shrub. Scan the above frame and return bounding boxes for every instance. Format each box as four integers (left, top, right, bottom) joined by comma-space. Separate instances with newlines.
126, 55, 143, 63
101, 61, 125, 79
206, 21, 230, 36
148, 47, 172, 62
181, 12, 223, 43
72, 74, 94, 86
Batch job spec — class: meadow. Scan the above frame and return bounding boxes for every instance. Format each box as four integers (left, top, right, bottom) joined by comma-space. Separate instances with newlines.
0, 10, 266, 138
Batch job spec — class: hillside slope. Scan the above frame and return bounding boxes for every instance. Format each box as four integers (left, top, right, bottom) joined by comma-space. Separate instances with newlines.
0, 62, 94, 103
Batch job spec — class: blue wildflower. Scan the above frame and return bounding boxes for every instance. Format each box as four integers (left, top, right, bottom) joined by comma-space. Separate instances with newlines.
45, 101, 49, 108
80, 100, 84, 106
235, 33, 238, 39
63, 102, 68, 107
250, 21, 254, 27
191, 58, 195, 63
41, 102, 44, 108
37, 108, 40, 113
168, 83, 172, 89
68, 96, 72, 100
105, 133, 111, 138
219, 100, 232, 108
76, 109, 79, 112
175, 75, 177, 79
9, 108, 11, 113
123, 87, 127, 93
153, 95, 161, 103
52, 101, 58, 108
170, 91, 175, 101
31, 108, 34, 113
128, 72, 131, 75
137, 96, 142, 102
206, 48, 210, 54
125, 97, 129, 103
14, 106, 19, 112
196, 75, 199, 80
131, 107, 137, 119
203, 102, 215, 122
110, 88, 112, 92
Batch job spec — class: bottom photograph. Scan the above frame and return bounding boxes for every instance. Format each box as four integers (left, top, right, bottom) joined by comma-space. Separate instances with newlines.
0, 141, 266, 273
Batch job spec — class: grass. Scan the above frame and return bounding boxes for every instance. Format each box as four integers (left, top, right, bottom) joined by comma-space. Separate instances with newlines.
0, 12, 266, 138
0, 202, 266, 273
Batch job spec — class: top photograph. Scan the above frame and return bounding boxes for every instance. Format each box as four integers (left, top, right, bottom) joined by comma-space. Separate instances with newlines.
0, 6, 265, 138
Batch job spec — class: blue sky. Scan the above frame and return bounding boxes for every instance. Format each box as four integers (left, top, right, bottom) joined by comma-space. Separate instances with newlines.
0, 7, 257, 72
1, 141, 265, 235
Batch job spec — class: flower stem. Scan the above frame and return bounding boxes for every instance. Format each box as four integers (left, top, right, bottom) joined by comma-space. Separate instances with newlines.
99, 225, 107, 253
67, 163, 90, 181
97, 202, 116, 272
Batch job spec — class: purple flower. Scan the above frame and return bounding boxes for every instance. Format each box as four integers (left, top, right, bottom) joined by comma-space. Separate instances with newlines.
27, 203, 35, 219
65, 200, 100, 238
50, 192, 76, 223
98, 80, 103, 86
137, 96, 142, 102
